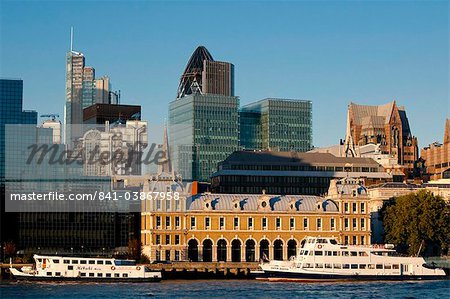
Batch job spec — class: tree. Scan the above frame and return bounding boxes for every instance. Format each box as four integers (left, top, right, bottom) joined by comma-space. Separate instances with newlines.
382, 190, 450, 256
3, 241, 17, 259
127, 238, 142, 261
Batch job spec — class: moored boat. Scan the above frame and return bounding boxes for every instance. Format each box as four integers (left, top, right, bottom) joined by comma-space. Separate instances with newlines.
9, 254, 162, 282
254, 236, 446, 281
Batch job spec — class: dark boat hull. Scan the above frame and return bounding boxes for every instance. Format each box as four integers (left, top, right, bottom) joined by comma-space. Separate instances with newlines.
257, 270, 447, 282
12, 275, 162, 283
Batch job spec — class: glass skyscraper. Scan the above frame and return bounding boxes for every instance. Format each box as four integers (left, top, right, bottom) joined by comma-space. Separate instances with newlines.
169, 94, 240, 182
240, 98, 313, 152
0, 79, 37, 254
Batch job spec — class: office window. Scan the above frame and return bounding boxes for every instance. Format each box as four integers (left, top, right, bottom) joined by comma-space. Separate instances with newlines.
303, 218, 308, 230
344, 202, 349, 213
165, 235, 170, 245
248, 217, 253, 229
361, 218, 365, 230
191, 216, 196, 229
290, 218, 295, 230
175, 250, 180, 261
344, 236, 349, 245
352, 202, 357, 213
352, 218, 357, 230
175, 235, 180, 245
353, 236, 357, 245
276, 217, 281, 229
156, 216, 161, 228
344, 218, 349, 230
165, 216, 171, 228
175, 216, 180, 227
262, 217, 267, 230
361, 202, 366, 213
331, 218, 336, 230
317, 218, 322, 230
361, 236, 365, 245
205, 217, 211, 229
156, 235, 161, 245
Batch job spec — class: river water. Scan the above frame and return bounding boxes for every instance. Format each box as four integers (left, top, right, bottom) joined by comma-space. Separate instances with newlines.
1, 279, 449, 298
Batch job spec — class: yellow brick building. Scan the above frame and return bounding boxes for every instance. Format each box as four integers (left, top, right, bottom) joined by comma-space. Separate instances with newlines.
141, 178, 371, 262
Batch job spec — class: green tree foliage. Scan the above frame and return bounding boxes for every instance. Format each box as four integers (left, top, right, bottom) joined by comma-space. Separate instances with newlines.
382, 190, 450, 256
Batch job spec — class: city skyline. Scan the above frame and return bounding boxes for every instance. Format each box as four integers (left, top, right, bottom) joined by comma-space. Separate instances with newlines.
1, 1, 449, 148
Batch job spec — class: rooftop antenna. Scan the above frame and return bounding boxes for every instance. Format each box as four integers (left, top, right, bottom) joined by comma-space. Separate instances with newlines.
70, 26, 74, 52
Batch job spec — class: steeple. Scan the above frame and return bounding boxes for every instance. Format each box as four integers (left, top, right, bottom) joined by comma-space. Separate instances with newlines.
343, 106, 357, 157
158, 121, 173, 176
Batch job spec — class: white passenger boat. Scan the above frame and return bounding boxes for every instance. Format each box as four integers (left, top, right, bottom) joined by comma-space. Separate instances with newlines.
255, 237, 446, 281
9, 254, 162, 282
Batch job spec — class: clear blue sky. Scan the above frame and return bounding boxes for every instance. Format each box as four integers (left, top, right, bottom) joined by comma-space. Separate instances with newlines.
1, 0, 448, 148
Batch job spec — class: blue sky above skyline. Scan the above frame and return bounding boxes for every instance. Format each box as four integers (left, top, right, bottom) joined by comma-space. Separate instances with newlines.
1, 0, 448, 148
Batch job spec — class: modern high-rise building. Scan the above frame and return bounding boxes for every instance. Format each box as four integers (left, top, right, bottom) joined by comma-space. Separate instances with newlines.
0, 78, 37, 256
176, 46, 234, 99
240, 98, 313, 152
64, 43, 112, 147
169, 93, 240, 182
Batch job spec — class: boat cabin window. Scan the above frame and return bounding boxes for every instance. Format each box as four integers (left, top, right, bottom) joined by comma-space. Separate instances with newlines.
333, 251, 339, 256
333, 264, 341, 269
385, 264, 392, 269
368, 264, 375, 269
98, 273, 103, 277
97, 260, 104, 265
105, 260, 112, 265
106, 273, 111, 277
315, 263, 323, 268
89, 260, 95, 264
63, 260, 70, 264
72, 260, 78, 264
115, 260, 136, 266
47, 272, 52, 276
303, 263, 313, 268
309, 251, 313, 256
80, 260, 87, 264
314, 251, 323, 256
359, 252, 368, 256
55, 272, 61, 276
123, 273, 128, 278
80, 273, 86, 277
317, 238, 328, 244
376, 264, 383, 269
343, 264, 350, 269
329, 239, 338, 245
68, 266, 73, 270
351, 264, 358, 269
350, 251, 357, 256
37, 259, 42, 263
342, 251, 349, 256
359, 264, 366, 269
89, 273, 95, 277
114, 273, 120, 278
325, 264, 332, 269
307, 239, 315, 244
53, 259, 60, 263
393, 264, 400, 270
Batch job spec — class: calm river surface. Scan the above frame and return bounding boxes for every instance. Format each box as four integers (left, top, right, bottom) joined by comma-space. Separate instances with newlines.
1, 279, 449, 298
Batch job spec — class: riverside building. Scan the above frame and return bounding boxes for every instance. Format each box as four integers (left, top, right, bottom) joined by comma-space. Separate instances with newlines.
143, 178, 371, 262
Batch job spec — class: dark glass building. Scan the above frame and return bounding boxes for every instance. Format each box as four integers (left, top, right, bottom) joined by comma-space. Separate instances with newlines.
83, 103, 141, 125
240, 98, 313, 152
211, 150, 393, 195
0, 79, 37, 256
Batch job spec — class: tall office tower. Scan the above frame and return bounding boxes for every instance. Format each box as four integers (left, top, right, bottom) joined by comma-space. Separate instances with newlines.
169, 94, 240, 182
240, 98, 313, 152
64, 34, 111, 147
347, 101, 418, 174
0, 79, 37, 255
176, 46, 234, 99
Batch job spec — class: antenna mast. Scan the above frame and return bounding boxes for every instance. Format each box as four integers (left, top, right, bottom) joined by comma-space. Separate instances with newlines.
70, 26, 73, 52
